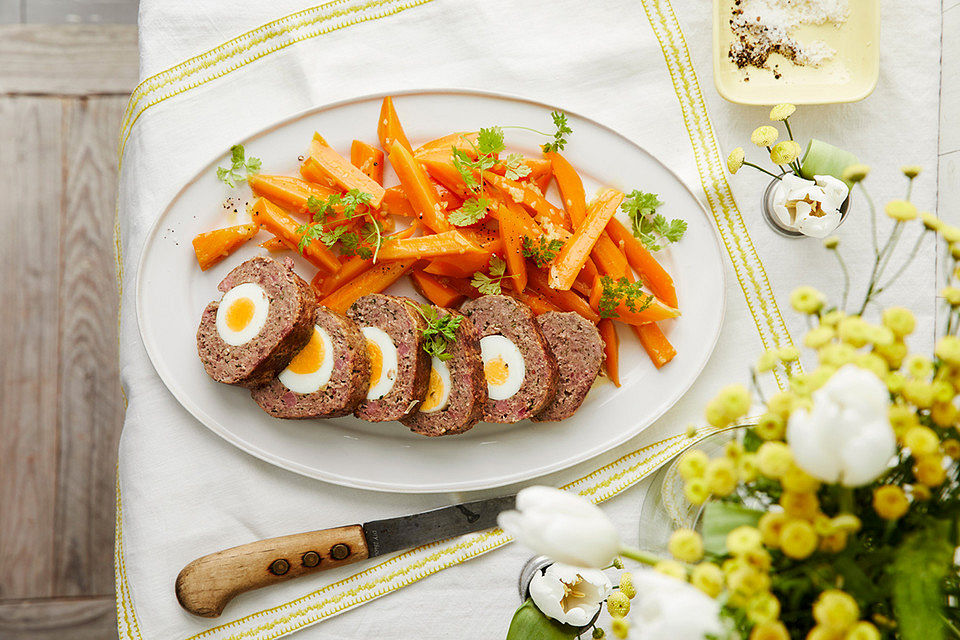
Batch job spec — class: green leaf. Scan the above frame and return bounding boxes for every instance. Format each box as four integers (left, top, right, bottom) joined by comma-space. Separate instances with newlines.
597, 276, 653, 319
522, 236, 564, 268
449, 197, 489, 227
489, 255, 507, 277
217, 144, 261, 188
477, 126, 505, 156
700, 502, 763, 555
506, 599, 579, 640
414, 303, 463, 362
889, 519, 953, 640
541, 111, 573, 153
620, 190, 685, 252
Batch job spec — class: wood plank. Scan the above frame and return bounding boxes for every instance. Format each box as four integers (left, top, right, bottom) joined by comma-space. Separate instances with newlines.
24, 0, 139, 25
53, 96, 127, 597
0, 597, 117, 640
0, 97, 63, 599
0, 25, 138, 96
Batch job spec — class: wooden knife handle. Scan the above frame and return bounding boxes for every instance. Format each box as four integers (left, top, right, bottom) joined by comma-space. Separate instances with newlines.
175, 525, 369, 618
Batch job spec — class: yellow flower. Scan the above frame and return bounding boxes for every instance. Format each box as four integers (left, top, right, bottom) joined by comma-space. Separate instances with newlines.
727, 565, 770, 600
611, 618, 629, 639
943, 225, 960, 244
691, 562, 724, 597
755, 413, 786, 441
818, 343, 857, 368
654, 560, 687, 580
751, 125, 779, 147
757, 442, 793, 478
903, 426, 939, 456
873, 485, 909, 520
936, 336, 960, 365
606, 591, 631, 618
790, 286, 826, 314
727, 526, 763, 555
781, 464, 821, 493
593, 627, 606, 639
758, 511, 788, 547
806, 625, 840, 640
888, 404, 919, 435
914, 455, 947, 486
931, 401, 958, 427
885, 199, 918, 221
819, 531, 848, 553
791, 373, 815, 396
739, 453, 760, 482
846, 621, 881, 640
822, 235, 840, 250
747, 592, 781, 625
864, 324, 894, 347
725, 441, 744, 461
952, 243, 960, 261
618, 572, 636, 599
901, 165, 922, 179
873, 340, 907, 369
813, 589, 859, 632
943, 287, 960, 306
838, 317, 870, 348
678, 449, 709, 480
778, 346, 800, 362
887, 374, 907, 396
684, 477, 710, 505
821, 310, 845, 326
756, 349, 780, 372
903, 379, 935, 408
780, 520, 818, 559
854, 353, 888, 379
905, 354, 934, 379
932, 380, 954, 403
705, 457, 739, 496
913, 484, 932, 501
668, 528, 704, 563
921, 211, 942, 231
942, 438, 960, 459
831, 514, 862, 533
766, 392, 796, 418
781, 491, 820, 520
769, 103, 796, 121
728, 147, 746, 174
742, 547, 772, 572
805, 326, 835, 349
770, 140, 801, 165
841, 164, 870, 183
882, 307, 916, 337
751, 621, 790, 640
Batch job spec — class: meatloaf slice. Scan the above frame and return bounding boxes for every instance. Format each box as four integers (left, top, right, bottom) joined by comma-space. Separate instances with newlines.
250, 307, 370, 418
347, 294, 431, 422
401, 308, 486, 436
532, 312, 603, 422
197, 256, 317, 387
460, 295, 558, 423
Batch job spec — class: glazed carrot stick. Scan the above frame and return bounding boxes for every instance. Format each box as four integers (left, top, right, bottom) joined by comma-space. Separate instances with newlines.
377, 96, 413, 153
545, 151, 586, 227
576, 257, 600, 294
315, 226, 417, 296
413, 132, 477, 159
432, 180, 464, 211
597, 319, 621, 387
606, 217, 678, 308
632, 323, 676, 369
387, 139, 452, 233
527, 269, 600, 324
419, 156, 475, 199
550, 189, 625, 290
301, 143, 386, 207
505, 285, 561, 315
192, 223, 260, 271
486, 192, 545, 240
484, 172, 570, 234
592, 232, 629, 278
424, 250, 496, 278
376, 231, 485, 260
259, 236, 288, 252
321, 258, 416, 314
248, 175, 339, 218
410, 270, 465, 308
499, 206, 527, 294
441, 276, 483, 300
350, 140, 384, 185
381, 186, 417, 218
249, 198, 340, 273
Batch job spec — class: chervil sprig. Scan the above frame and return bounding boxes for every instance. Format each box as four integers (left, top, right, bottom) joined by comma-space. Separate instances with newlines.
598, 275, 655, 319
522, 236, 564, 268
541, 111, 572, 153
299, 189, 382, 259
621, 189, 686, 251
448, 197, 492, 227
471, 256, 515, 295
414, 304, 463, 362
216, 144, 261, 188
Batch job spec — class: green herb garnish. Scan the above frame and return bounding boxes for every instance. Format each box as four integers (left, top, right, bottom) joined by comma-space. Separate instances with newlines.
621, 190, 686, 251
471, 256, 515, 295
298, 190, 382, 259
414, 304, 464, 362
216, 144, 261, 188
598, 275, 655, 319
541, 111, 572, 153
521, 236, 564, 268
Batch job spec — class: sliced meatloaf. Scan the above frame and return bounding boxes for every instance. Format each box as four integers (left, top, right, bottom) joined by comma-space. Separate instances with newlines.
460, 295, 558, 423
197, 256, 316, 387
532, 311, 603, 422
401, 308, 486, 436
250, 307, 370, 418
347, 294, 431, 422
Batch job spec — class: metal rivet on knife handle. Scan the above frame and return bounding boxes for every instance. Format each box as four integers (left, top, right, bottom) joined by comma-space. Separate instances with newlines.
330, 543, 351, 561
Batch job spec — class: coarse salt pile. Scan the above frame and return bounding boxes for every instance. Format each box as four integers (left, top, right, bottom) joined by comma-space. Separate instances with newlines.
729, 0, 850, 71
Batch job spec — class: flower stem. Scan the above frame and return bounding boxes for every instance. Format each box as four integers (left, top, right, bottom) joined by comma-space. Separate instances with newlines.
859, 221, 904, 315
618, 546, 664, 567
830, 248, 851, 312
784, 118, 795, 141
875, 229, 928, 296
838, 487, 855, 514
860, 182, 880, 259
906, 177, 914, 200
744, 161, 783, 180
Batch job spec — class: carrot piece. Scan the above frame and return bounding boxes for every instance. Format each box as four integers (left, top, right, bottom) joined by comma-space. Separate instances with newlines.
530, 159, 554, 193
381, 186, 417, 218
315, 226, 417, 297
387, 139, 452, 233
486, 191, 545, 239
377, 96, 413, 154
248, 174, 339, 218
432, 180, 464, 211
484, 172, 570, 234
589, 273, 680, 325
192, 223, 259, 271
597, 319, 621, 387
632, 323, 676, 369
606, 217, 678, 308
259, 236, 288, 252
592, 232, 629, 278
413, 132, 477, 159
424, 242, 499, 278
300, 144, 386, 207
321, 259, 416, 314
550, 189, 625, 290
350, 140, 385, 185
527, 269, 600, 324
376, 230, 485, 261
545, 151, 586, 227
410, 270, 465, 308
419, 156, 475, 199
249, 197, 340, 273
490, 157, 551, 186
498, 205, 527, 294
505, 285, 561, 315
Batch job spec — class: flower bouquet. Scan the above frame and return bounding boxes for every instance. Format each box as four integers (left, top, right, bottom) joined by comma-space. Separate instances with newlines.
501, 164, 960, 640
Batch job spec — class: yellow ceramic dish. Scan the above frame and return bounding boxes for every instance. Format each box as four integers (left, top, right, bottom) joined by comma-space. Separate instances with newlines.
713, 0, 880, 105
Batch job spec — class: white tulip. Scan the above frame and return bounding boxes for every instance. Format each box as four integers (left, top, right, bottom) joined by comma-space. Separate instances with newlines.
528, 563, 612, 627
771, 173, 847, 238
627, 570, 724, 640
498, 486, 621, 569
787, 364, 895, 486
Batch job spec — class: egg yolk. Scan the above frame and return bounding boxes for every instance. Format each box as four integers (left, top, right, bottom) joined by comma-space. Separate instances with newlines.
367, 338, 383, 387
286, 330, 324, 375
225, 297, 256, 332
484, 356, 510, 387
420, 367, 445, 412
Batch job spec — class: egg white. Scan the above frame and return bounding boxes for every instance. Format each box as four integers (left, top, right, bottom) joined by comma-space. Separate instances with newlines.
420, 356, 452, 414
479, 334, 526, 401
215, 282, 269, 346
277, 325, 335, 394
362, 326, 399, 400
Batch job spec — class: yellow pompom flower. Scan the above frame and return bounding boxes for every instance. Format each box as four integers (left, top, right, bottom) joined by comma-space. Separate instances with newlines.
806, 625, 839, 640
769, 103, 796, 121
668, 528, 704, 563
691, 562, 724, 597
727, 147, 746, 174
903, 379, 935, 408
932, 380, 953, 403
943, 287, 960, 306
758, 511, 788, 547
654, 560, 687, 580
914, 455, 947, 487
751, 125, 779, 147
726, 566, 770, 601
725, 440, 745, 461
727, 526, 763, 555
885, 199, 918, 221
593, 627, 606, 639
780, 520, 818, 559
781, 491, 820, 521
846, 621, 882, 640
705, 457, 739, 496
756, 349, 780, 372
873, 485, 909, 520
903, 426, 939, 456
831, 514, 862, 533
942, 438, 960, 459
678, 449, 709, 480
812, 589, 859, 632
888, 403, 919, 435
905, 354, 934, 379
838, 317, 870, 348
887, 373, 906, 395
821, 310, 846, 327
921, 211, 942, 231
611, 618, 630, 639
823, 236, 840, 250
882, 307, 916, 336
742, 547, 772, 572
781, 464, 821, 493
606, 591, 631, 618
853, 353, 888, 379
618, 572, 636, 599
751, 621, 790, 640
841, 164, 870, 183
864, 324, 895, 347
766, 392, 795, 418
936, 336, 960, 365
804, 326, 835, 349
931, 401, 958, 427
873, 340, 907, 369
770, 140, 801, 165
755, 413, 786, 441
913, 484, 932, 501
790, 286, 826, 314
778, 346, 800, 362
747, 592, 781, 625
739, 453, 760, 482
684, 477, 710, 505
757, 442, 793, 478
818, 343, 857, 368
901, 165, 922, 179
819, 531, 848, 553
943, 226, 960, 244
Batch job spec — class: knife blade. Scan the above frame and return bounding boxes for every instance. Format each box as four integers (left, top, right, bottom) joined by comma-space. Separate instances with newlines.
175, 493, 516, 618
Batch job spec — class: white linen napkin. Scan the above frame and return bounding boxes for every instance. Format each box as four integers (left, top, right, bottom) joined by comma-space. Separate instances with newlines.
116, 1, 943, 638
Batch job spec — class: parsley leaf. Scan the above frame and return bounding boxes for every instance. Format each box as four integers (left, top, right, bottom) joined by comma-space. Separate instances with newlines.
477, 126, 505, 156
413, 304, 463, 362
522, 236, 564, 268
598, 275, 655, 319
541, 111, 572, 153
216, 144, 261, 188
500, 153, 532, 181
471, 256, 515, 295
621, 190, 686, 251
449, 197, 491, 227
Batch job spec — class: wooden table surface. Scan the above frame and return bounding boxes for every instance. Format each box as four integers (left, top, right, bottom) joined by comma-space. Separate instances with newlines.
0, 2, 956, 639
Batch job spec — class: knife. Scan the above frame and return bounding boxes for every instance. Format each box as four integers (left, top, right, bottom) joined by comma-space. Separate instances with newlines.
175, 494, 516, 617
